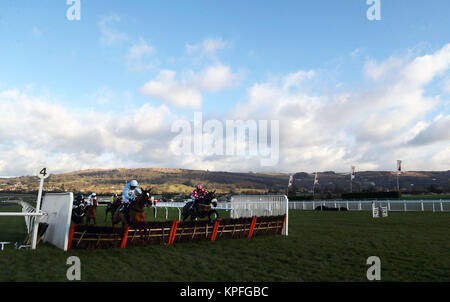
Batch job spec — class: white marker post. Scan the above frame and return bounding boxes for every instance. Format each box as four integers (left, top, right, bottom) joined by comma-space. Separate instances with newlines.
31, 168, 50, 250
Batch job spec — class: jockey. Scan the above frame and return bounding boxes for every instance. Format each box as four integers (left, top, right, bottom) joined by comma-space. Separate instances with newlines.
86, 193, 97, 209
74, 193, 84, 207
106, 193, 118, 215
120, 180, 142, 214
190, 185, 208, 214
72, 193, 85, 222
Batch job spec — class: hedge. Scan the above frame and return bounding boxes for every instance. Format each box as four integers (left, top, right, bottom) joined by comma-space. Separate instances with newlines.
340, 191, 402, 200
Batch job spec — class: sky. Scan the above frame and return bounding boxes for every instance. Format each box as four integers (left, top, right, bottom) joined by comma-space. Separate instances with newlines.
0, 0, 449, 176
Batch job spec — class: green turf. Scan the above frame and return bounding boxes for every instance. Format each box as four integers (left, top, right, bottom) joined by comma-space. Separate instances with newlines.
0, 203, 449, 282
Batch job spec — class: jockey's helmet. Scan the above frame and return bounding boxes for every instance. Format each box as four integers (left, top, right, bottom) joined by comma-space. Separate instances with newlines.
196, 185, 203, 190
91, 193, 96, 197
76, 193, 83, 200
130, 180, 139, 189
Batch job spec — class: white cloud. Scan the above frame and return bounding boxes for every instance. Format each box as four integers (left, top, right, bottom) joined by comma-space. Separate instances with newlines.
2, 44, 450, 176
399, 44, 450, 88
189, 64, 242, 92
140, 70, 203, 108
126, 37, 157, 71
0, 89, 179, 176
99, 14, 128, 46
186, 37, 229, 60
282, 70, 316, 89
443, 77, 450, 94
140, 64, 243, 108
221, 44, 450, 172
363, 57, 406, 81
408, 115, 450, 146
350, 48, 363, 58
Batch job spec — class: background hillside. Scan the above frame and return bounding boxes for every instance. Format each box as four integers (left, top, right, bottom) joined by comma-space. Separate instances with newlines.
0, 168, 449, 196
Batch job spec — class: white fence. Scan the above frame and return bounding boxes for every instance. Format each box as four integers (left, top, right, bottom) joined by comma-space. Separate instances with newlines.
231, 195, 288, 235
0, 199, 37, 234
0, 193, 73, 251
289, 200, 450, 212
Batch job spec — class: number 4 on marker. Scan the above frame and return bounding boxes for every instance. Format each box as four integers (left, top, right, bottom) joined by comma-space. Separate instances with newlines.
38, 167, 50, 179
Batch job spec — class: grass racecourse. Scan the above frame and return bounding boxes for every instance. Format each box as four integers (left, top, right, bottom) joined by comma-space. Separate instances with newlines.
0, 198, 449, 282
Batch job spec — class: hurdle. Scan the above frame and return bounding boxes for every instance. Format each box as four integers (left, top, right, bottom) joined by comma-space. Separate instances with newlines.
372, 201, 388, 218
68, 215, 287, 250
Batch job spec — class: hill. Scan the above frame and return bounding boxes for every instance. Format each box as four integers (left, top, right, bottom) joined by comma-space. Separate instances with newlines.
0, 168, 448, 195
0, 168, 288, 194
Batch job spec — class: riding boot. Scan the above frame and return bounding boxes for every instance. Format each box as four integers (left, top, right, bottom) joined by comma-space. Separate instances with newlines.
119, 204, 126, 214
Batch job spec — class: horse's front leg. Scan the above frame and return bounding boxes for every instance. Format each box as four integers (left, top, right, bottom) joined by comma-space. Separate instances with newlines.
207, 213, 212, 224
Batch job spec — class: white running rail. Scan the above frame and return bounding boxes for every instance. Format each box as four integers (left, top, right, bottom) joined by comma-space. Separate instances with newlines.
288, 200, 450, 212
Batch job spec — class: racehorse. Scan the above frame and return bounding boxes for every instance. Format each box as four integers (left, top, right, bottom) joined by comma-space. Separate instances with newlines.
85, 198, 99, 225
182, 191, 219, 223
111, 188, 153, 227
72, 203, 85, 224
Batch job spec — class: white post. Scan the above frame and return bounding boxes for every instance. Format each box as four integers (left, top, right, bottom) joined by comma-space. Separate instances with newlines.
421, 201, 424, 212
31, 168, 49, 250
0, 242, 11, 251
284, 195, 289, 236
359, 201, 362, 211
388, 200, 391, 211
432, 202, 435, 212
404, 200, 407, 212
440, 200, 443, 212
